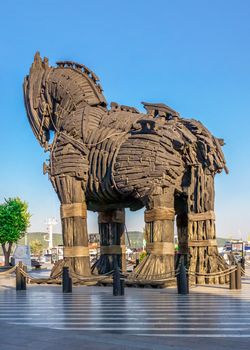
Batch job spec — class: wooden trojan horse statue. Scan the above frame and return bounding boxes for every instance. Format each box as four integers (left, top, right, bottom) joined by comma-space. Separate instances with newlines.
23, 52, 228, 284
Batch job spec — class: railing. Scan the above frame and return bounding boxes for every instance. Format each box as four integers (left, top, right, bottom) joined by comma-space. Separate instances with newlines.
1, 257, 247, 295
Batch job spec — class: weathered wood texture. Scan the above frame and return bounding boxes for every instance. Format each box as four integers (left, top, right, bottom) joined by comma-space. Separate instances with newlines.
185, 167, 228, 284
92, 209, 126, 274
132, 191, 176, 284
52, 175, 91, 276
23, 53, 228, 284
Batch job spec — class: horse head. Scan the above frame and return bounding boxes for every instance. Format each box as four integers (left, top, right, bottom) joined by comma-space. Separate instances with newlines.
23, 52, 54, 149
24, 52, 108, 150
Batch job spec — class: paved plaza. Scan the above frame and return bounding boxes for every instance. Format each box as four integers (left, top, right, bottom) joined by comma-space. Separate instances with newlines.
0, 272, 250, 349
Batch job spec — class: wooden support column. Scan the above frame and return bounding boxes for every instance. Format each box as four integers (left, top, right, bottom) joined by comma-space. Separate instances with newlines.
184, 166, 228, 284
53, 175, 91, 276
92, 209, 126, 275
132, 191, 176, 284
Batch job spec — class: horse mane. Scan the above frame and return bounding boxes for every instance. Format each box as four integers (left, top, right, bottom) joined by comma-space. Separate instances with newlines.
55, 60, 107, 107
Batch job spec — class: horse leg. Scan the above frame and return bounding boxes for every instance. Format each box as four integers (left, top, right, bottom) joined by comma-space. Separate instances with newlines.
182, 166, 228, 284
52, 175, 91, 276
132, 189, 175, 285
92, 209, 126, 274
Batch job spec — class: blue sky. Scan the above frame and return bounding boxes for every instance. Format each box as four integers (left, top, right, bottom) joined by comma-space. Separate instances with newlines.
0, 0, 249, 238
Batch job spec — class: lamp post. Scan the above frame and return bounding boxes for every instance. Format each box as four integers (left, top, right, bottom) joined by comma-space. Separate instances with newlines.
44, 218, 58, 251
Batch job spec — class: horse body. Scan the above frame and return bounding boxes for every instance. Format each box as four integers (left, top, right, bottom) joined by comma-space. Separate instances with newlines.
24, 53, 228, 283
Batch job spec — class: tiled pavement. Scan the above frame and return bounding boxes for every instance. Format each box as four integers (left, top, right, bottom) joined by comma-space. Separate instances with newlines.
0, 271, 250, 349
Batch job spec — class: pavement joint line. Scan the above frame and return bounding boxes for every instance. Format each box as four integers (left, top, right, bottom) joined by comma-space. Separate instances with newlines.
2, 315, 250, 319
1, 306, 250, 309
134, 334, 250, 338
8, 324, 250, 331
7, 321, 250, 327
2, 312, 250, 315
2, 318, 250, 324
0, 299, 250, 305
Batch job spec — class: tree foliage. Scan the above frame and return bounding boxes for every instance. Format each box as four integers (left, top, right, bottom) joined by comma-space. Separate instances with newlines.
0, 198, 31, 244
0, 198, 31, 265
30, 240, 43, 257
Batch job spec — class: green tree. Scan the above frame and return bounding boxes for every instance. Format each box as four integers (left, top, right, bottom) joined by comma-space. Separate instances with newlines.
30, 240, 43, 258
139, 251, 147, 262
0, 198, 31, 266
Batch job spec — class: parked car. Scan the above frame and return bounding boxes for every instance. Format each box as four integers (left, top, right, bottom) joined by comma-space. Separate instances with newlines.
31, 259, 42, 269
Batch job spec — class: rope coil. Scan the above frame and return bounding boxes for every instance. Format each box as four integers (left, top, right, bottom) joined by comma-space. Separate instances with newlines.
60, 203, 87, 219
64, 246, 89, 258
144, 207, 175, 222
146, 242, 175, 255
188, 210, 215, 222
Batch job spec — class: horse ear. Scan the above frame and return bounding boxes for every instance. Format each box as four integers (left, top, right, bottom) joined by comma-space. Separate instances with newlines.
43, 56, 49, 68
30, 52, 49, 71
34, 51, 41, 61
33, 51, 42, 66
29, 52, 44, 76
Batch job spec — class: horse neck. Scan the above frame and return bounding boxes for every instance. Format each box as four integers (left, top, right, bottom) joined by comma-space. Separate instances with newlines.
45, 67, 107, 137
45, 67, 85, 118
